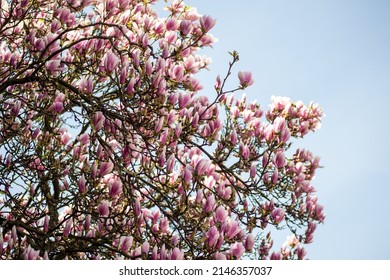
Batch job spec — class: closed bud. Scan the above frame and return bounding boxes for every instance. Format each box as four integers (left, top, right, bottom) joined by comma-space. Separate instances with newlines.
134, 198, 141, 217
43, 215, 50, 232
230, 129, 238, 145
183, 165, 193, 184
271, 169, 278, 184
245, 234, 255, 251
84, 214, 91, 230
250, 163, 257, 178
63, 219, 73, 237
166, 154, 175, 173
77, 175, 86, 193
296, 247, 307, 260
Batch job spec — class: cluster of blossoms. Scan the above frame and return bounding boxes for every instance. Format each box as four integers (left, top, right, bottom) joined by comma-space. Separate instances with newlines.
0, 0, 324, 259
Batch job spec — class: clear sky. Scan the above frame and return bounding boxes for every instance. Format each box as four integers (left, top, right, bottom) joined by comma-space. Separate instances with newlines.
171, 0, 390, 259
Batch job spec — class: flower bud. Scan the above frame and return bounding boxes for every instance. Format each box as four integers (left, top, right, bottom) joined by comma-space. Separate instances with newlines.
245, 234, 255, 251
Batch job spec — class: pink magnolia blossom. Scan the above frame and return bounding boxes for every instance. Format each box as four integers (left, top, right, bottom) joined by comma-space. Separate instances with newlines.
250, 163, 257, 178
239, 142, 250, 160
166, 18, 179, 31
159, 128, 169, 144
280, 127, 291, 143
141, 241, 150, 255
159, 217, 169, 233
108, 178, 123, 197
49, 101, 64, 114
296, 247, 307, 260
160, 244, 167, 260
245, 234, 255, 251
230, 129, 238, 144
151, 245, 158, 260
119, 236, 133, 253
43, 215, 50, 232
92, 111, 105, 131
63, 219, 73, 237
274, 151, 286, 169
178, 92, 191, 108
214, 75, 222, 90
78, 77, 94, 94
34, 38, 46, 51
199, 15, 216, 32
203, 194, 216, 213
214, 252, 227, 260
99, 161, 114, 177
238, 71, 254, 88
11, 101, 21, 116
170, 247, 184, 260
225, 220, 242, 239
166, 154, 176, 173
171, 65, 184, 82
134, 198, 141, 217
97, 200, 110, 217
273, 116, 286, 133
215, 205, 227, 223
195, 158, 209, 176
45, 60, 66, 75
32, 127, 40, 139
103, 50, 120, 73
206, 226, 220, 248
77, 175, 86, 193
231, 242, 245, 259
84, 214, 91, 230
180, 20, 193, 35
264, 124, 275, 143
271, 169, 279, 184
270, 252, 282, 260
24, 245, 40, 260
271, 208, 285, 224
183, 165, 193, 184
29, 157, 45, 171
286, 234, 300, 248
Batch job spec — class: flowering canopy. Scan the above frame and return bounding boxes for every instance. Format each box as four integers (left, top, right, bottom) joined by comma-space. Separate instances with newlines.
0, 0, 324, 260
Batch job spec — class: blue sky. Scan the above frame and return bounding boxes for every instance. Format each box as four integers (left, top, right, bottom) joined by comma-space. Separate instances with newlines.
175, 0, 390, 259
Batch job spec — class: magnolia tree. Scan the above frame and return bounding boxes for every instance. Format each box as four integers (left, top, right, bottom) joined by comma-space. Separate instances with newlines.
0, 0, 325, 260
